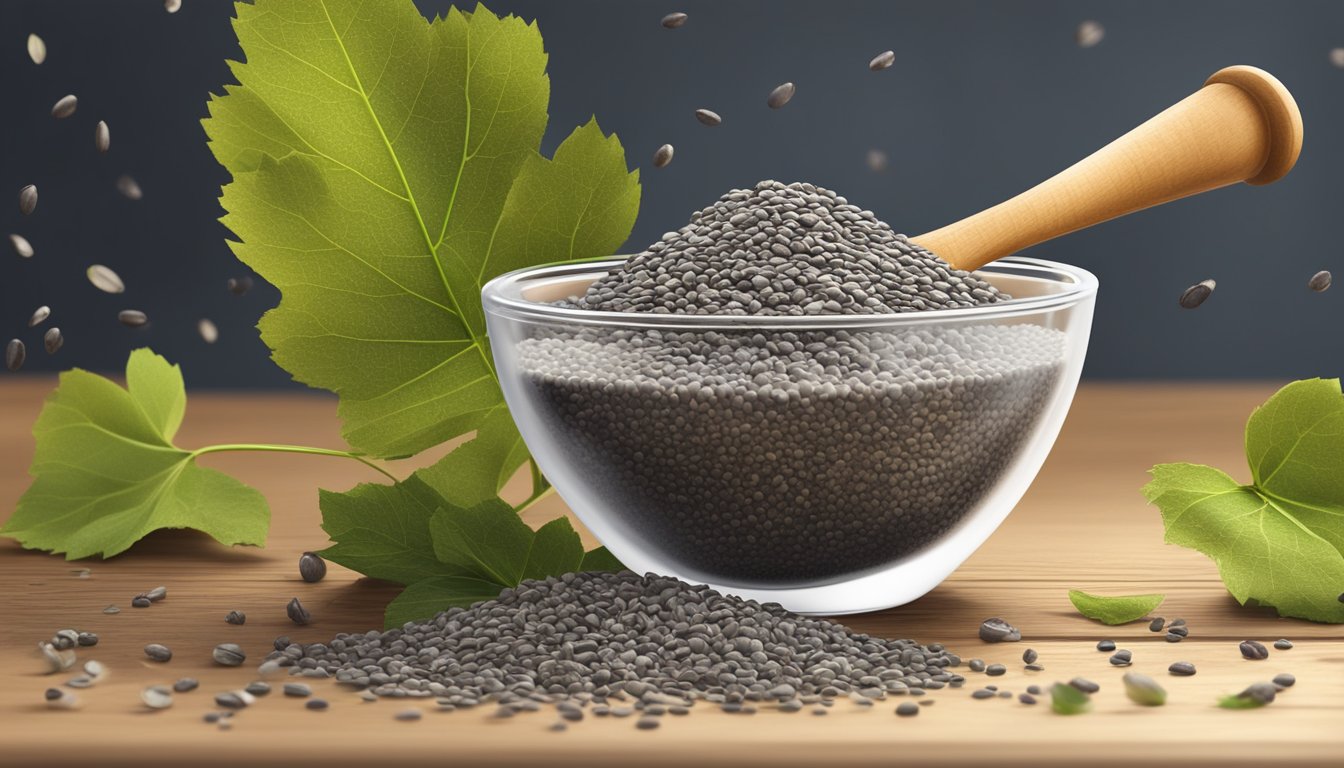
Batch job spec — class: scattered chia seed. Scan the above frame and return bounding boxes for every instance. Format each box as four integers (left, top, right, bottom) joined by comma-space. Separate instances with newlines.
273, 636, 291, 652
307, 698, 329, 711
116, 175, 143, 200
766, 82, 795, 109
985, 664, 1006, 677
117, 309, 148, 328
968, 659, 986, 672
88, 265, 126, 294
144, 644, 172, 662
299, 552, 327, 583
971, 689, 995, 699
1148, 617, 1165, 632
660, 12, 687, 29
1239, 640, 1269, 660
213, 643, 246, 666
245, 681, 271, 696
1069, 678, 1100, 694
1273, 639, 1293, 650
1026, 685, 1041, 695
95, 121, 110, 153
1019, 693, 1037, 705
43, 328, 63, 355
1179, 279, 1215, 309
395, 709, 422, 722
76, 632, 97, 647
28, 33, 46, 64
225, 610, 246, 625
51, 94, 78, 119
869, 50, 895, 71
1272, 673, 1295, 688
10, 234, 34, 258
145, 586, 167, 602
284, 682, 312, 697
174, 678, 199, 693
198, 318, 220, 344
1308, 270, 1332, 292
979, 618, 1021, 643
1165, 632, 1184, 643
65, 675, 95, 689
131, 596, 151, 608
227, 276, 253, 296
29, 306, 50, 326
4, 340, 24, 372
1168, 662, 1197, 677
1024, 664, 1044, 671
1167, 625, 1189, 638
636, 716, 661, 729
18, 184, 37, 215
286, 597, 311, 625
693, 108, 722, 126
1076, 20, 1105, 48
1022, 648, 1038, 664
652, 144, 674, 169
1109, 650, 1133, 667
141, 686, 173, 710
1095, 639, 1115, 652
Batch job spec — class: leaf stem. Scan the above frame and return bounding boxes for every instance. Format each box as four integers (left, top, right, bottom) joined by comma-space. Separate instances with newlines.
191, 443, 398, 483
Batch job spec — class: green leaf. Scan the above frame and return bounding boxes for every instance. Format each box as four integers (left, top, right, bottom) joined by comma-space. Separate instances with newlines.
521, 517, 585, 581
318, 472, 473, 585
1216, 695, 1266, 710
1068, 590, 1166, 625
205, 0, 639, 475
580, 546, 625, 573
1049, 683, 1091, 715
1145, 379, 1344, 623
428, 499, 586, 585
384, 575, 505, 628
1, 349, 269, 558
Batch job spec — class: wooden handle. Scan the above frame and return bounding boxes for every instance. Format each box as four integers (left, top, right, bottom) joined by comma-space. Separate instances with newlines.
912, 66, 1303, 271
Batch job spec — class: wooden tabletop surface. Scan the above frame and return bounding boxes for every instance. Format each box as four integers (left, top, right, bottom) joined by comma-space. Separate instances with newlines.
1, 379, 1340, 767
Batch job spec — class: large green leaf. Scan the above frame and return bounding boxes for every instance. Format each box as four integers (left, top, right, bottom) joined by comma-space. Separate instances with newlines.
384, 575, 505, 628
1145, 379, 1344, 623
204, 0, 640, 478
1, 349, 269, 558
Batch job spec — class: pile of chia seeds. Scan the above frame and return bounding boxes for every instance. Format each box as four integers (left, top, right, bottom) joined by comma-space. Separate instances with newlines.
517, 181, 1066, 584
280, 572, 964, 711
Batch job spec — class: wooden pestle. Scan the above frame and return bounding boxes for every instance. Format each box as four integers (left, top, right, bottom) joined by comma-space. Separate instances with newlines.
912, 66, 1303, 271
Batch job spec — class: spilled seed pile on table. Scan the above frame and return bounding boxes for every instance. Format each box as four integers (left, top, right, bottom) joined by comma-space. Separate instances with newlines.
518, 180, 1065, 583
278, 572, 964, 717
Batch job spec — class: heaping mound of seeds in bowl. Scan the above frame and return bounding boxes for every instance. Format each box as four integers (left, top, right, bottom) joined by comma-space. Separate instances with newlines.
281, 571, 964, 715
517, 181, 1067, 583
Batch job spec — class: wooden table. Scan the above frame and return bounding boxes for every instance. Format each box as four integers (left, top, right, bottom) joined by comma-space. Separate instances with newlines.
1, 380, 1340, 767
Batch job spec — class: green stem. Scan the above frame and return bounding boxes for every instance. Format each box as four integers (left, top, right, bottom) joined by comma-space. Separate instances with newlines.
191, 443, 398, 483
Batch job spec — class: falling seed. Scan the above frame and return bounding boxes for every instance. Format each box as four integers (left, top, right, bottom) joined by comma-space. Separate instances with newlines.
118, 310, 148, 328
1122, 673, 1167, 706
198, 318, 219, 343
225, 610, 246, 625
51, 94, 78, 119
40, 642, 76, 673
116, 175, 143, 200
165, 0, 182, 12
85, 266, 129, 297
651, 144, 674, 170
10, 233, 34, 258
28, 306, 50, 327
287, 597, 312, 625
978, 617, 1021, 642
174, 678, 199, 693
1076, 20, 1105, 48
660, 12, 687, 29
144, 644, 173, 662
226, 276, 253, 296
212, 643, 246, 666
299, 552, 327, 583
19, 185, 38, 215
28, 33, 47, 65
766, 82, 796, 109
43, 328, 63, 355
868, 50, 895, 71
1308, 270, 1332, 292
1179, 279, 1215, 309
1331, 48, 1344, 69
1273, 639, 1293, 650
5, 340, 25, 372
865, 149, 888, 172
694, 109, 722, 126
141, 686, 173, 710
1239, 640, 1269, 660
46, 688, 78, 710
95, 121, 110, 154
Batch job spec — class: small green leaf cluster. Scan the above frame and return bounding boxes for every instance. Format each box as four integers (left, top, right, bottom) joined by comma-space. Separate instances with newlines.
1067, 590, 1166, 625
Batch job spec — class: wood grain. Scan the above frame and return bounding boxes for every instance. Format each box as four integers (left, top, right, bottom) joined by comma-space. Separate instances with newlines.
912, 65, 1304, 270
1, 379, 1340, 767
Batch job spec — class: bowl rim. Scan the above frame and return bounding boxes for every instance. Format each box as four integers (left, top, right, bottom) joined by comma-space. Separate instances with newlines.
482, 256, 1099, 329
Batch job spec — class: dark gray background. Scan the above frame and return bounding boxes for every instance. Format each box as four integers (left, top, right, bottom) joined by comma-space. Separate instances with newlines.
2, 0, 1343, 387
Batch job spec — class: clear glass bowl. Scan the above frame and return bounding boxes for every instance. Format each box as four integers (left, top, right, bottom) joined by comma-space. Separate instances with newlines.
483, 257, 1097, 614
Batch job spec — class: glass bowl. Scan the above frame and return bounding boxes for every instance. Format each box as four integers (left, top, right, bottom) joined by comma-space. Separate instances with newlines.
482, 257, 1097, 614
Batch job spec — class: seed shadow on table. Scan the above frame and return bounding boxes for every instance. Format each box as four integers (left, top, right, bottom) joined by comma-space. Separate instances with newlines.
828, 589, 980, 637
